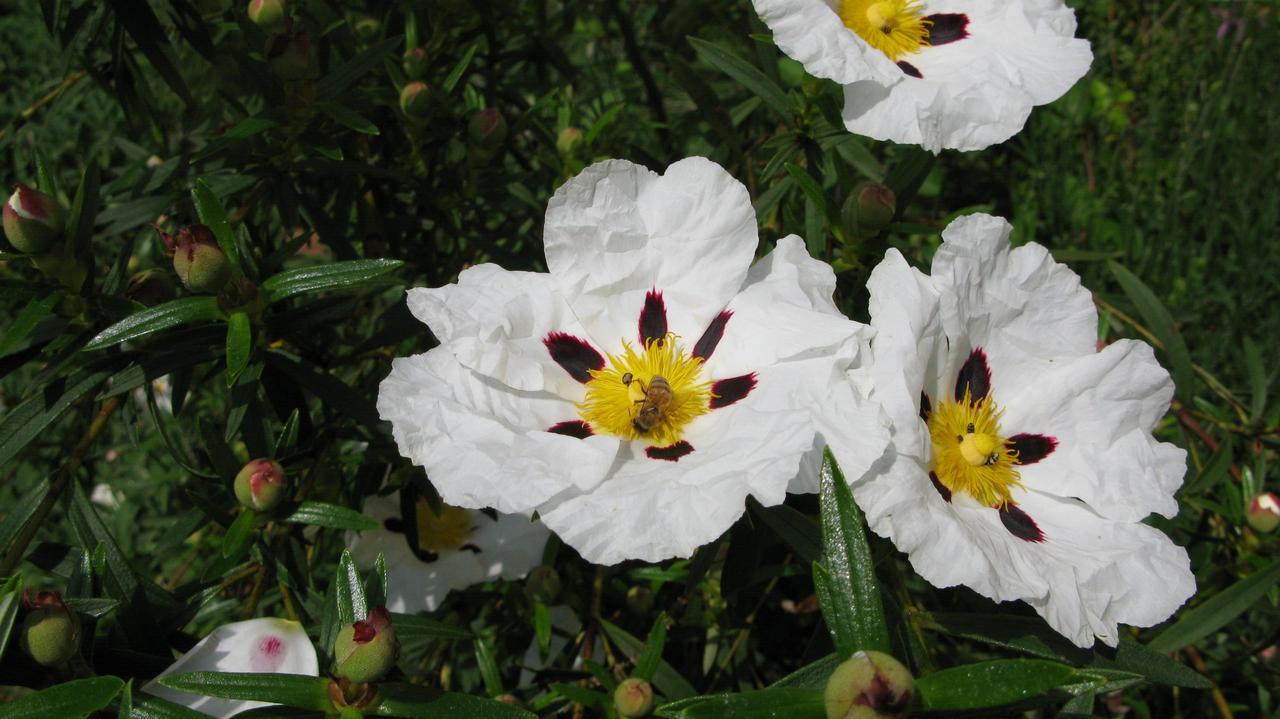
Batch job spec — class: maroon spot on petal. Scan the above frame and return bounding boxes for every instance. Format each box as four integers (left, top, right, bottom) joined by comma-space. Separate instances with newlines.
920, 392, 932, 421
1009, 433, 1058, 466
251, 635, 286, 672
646, 441, 695, 462
259, 635, 282, 657
548, 420, 593, 439
543, 332, 605, 384
925, 13, 969, 46
638, 289, 668, 346
897, 61, 923, 78
929, 471, 952, 503
954, 347, 992, 404
709, 373, 757, 409
999, 503, 1045, 543
693, 310, 733, 360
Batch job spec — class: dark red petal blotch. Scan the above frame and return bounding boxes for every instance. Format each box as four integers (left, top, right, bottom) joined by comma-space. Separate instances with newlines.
543, 332, 605, 384
954, 347, 992, 404
646, 441, 695, 462
925, 13, 970, 45
709, 373, 757, 409
693, 310, 732, 360
1009, 433, 1058, 466
638, 289, 668, 346
548, 420, 593, 439
999, 503, 1045, 543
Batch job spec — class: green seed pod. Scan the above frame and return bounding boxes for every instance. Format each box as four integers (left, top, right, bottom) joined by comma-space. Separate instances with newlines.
247, 0, 286, 32
334, 607, 400, 684
3, 183, 65, 254
841, 182, 897, 239
468, 108, 507, 150
234, 458, 287, 511
20, 592, 80, 668
613, 677, 654, 718
823, 650, 914, 719
172, 224, 231, 293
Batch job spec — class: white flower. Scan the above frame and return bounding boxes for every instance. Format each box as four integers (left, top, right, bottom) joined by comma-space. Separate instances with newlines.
751, 0, 1093, 151
347, 491, 550, 613
378, 157, 886, 565
143, 617, 318, 717
830, 213, 1194, 647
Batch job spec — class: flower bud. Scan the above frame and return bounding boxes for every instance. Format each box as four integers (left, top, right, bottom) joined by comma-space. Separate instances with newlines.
468, 108, 507, 150
823, 650, 914, 719
613, 677, 654, 718
172, 224, 232, 293
841, 182, 897, 239
777, 57, 806, 88
523, 566, 561, 604
20, 591, 80, 668
556, 127, 583, 156
400, 81, 431, 118
125, 269, 177, 306
402, 47, 428, 80
247, 0, 286, 32
353, 14, 381, 41
626, 586, 654, 616
334, 606, 400, 684
1247, 492, 1280, 534
268, 31, 318, 81
4, 184, 65, 254
234, 458, 287, 511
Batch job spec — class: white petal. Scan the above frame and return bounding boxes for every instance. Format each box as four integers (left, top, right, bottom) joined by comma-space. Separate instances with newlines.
751, 0, 900, 85
377, 348, 619, 514
407, 264, 595, 397
543, 158, 759, 346
1000, 340, 1185, 521
348, 493, 550, 613
143, 618, 318, 718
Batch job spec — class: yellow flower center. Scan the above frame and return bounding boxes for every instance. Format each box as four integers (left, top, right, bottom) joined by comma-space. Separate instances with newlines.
840, 0, 931, 61
412, 497, 474, 553
928, 390, 1023, 507
578, 334, 712, 446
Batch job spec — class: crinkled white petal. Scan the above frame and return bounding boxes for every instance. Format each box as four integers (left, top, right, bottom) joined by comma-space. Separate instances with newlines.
751, 0, 900, 85
543, 158, 758, 346
347, 493, 550, 613
377, 348, 619, 514
143, 618, 318, 718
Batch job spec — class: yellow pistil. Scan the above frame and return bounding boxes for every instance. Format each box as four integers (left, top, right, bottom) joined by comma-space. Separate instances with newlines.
578, 333, 712, 447
928, 390, 1023, 507
840, 0, 932, 61
412, 496, 474, 553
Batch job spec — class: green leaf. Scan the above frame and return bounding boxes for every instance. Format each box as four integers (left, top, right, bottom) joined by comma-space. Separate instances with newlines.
443, 42, 480, 93
191, 179, 241, 272
533, 600, 551, 654
34, 146, 59, 197
372, 683, 536, 718
84, 297, 222, 350
600, 619, 697, 700
273, 409, 301, 459
129, 695, 215, 719
222, 509, 257, 559
882, 148, 935, 210
0, 574, 23, 662
391, 612, 473, 641
1181, 434, 1234, 496
785, 162, 828, 218
771, 654, 840, 691
319, 102, 380, 135
282, 501, 379, 531
67, 162, 101, 262
688, 36, 792, 119
3, 675, 125, 719
1148, 559, 1280, 653
0, 369, 113, 467
916, 659, 1077, 711
1243, 337, 1268, 423
106, 0, 192, 103
750, 499, 822, 564
816, 448, 890, 656
634, 613, 670, 682
225, 116, 279, 139
0, 292, 62, 358
317, 36, 403, 99
655, 687, 824, 719
1108, 261, 1196, 400
0, 480, 50, 561
475, 635, 504, 694
261, 259, 403, 304
263, 351, 381, 430
334, 549, 367, 625
158, 673, 333, 712
225, 311, 252, 388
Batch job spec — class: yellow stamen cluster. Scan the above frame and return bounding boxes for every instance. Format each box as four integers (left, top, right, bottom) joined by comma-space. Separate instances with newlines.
578, 334, 712, 446
413, 497, 474, 553
928, 390, 1022, 507
840, 0, 932, 61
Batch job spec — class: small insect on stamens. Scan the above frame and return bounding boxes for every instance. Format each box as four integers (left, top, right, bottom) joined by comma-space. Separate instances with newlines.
632, 375, 673, 435
966, 422, 975, 434
985, 453, 1000, 466
621, 372, 634, 385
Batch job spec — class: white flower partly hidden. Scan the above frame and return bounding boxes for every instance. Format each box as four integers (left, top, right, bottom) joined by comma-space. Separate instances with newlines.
829, 213, 1193, 647
347, 491, 550, 613
751, 0, 1093, 151
378, 157, 886, 565
144, 617, 318, 718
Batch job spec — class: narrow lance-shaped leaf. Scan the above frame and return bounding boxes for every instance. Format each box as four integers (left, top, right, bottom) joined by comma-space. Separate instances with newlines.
687, 36, 792, 119
261, 259, 404, 304
0, 575, 23, 663
157, 673, 333, 712
655, 687, 825, 719
0, 292, 62, 358
84, 297, 222, 351
225, 311, 251, 388
3, 676, 124, 719
1148, 559, 1280, 653
0, 369, 113, 468
283, 502, 379, 531
191, 179, 241, 272
915, 659, 1078, 711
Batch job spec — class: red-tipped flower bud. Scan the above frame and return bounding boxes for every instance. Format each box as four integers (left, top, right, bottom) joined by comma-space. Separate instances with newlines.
247, 0, 286, 32
556, 127, 583, 156
400, 82, 431, 118
172, 224, 231, 293
823, 650, 914, 719
613, 677, 655, 718
842, 182, 897, 239
234, 458, 287, 511
20, 591, 80, 668
468, 108, 507, 149
334, 606, 400, 684
402, 47, 428, 80
268, 31, 318, 81
125, 269, 177, 307
523, 566, 561, 604
1248, 492, 1280, 534
4, 184, 65, 254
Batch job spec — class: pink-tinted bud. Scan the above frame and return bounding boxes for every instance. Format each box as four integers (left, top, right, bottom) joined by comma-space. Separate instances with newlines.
468, 108, 507, 149
842, 182, 897, 239
4, 183, 65, 254
125, 269, 177, 306
334, 606, 400, 684
234, 458, 287, 511
823, 650, 914, 719
172, 224, 231, 293
1248, 492, 1280, 534
20, 591, 80, 668
268, 31, 318, 81
399, 81, 430, 118
247, 0, 286, 32
556, 127, 583, 156
402, 47, 428, 80
613, 677, 654, 718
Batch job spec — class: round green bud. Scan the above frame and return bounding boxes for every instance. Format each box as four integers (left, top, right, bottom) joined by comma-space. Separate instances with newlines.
402, 47, 428, 80
613, 677, 654, 718
841, 182, 897, 239
234, 458, 287, 511
524, 566, 561, 604
823, 650, 914, 719
353, 14, 381, 41
172, 224, 231, 293
334, 606, 400, 684
626, 586, 655, 616
468, 108, 507, 149
556, 127, 583, 156
4, 183, 65, 254
1247, 492, 1280, 534
777, 56, 807, 88
400, 81, 431, 118
20, 593, 80, 668
247, 0, 286, 32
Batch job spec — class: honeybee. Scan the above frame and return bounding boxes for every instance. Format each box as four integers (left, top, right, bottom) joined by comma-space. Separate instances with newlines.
621, 372, 673, 434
